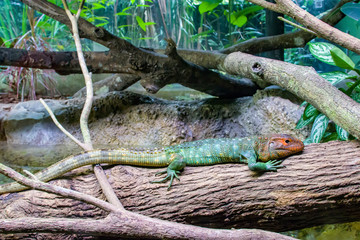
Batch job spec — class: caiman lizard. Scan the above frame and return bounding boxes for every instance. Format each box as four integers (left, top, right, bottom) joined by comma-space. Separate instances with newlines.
0, 134, 304, 194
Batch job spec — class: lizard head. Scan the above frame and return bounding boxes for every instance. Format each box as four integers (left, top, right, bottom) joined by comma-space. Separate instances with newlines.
255, 134, 304, 162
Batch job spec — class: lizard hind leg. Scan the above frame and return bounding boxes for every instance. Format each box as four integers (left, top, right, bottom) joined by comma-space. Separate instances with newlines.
150, 154, 186, 190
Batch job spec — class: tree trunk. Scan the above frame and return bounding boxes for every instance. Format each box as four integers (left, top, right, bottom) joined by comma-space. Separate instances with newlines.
1, 140, 360, 232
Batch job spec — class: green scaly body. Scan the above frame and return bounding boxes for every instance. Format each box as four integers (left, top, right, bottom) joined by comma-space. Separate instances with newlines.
0, 134, 304, 194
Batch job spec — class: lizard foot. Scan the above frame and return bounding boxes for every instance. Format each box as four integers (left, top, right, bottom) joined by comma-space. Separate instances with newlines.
151, 169, 181, 190
265, 160, 285, 171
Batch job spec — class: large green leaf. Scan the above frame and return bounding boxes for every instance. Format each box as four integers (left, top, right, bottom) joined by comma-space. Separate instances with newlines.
330, 47, 355, 70
136, 16, 146, 31
229, 14, 247, 27
199, 1, 221, 14
304, 104, 319, 119
308, 42, 336, 66
341, 3, 360, 21
335, 124, 349, 141
310, 114, 329, 143
319, 71, 350, 85
296, 114, 316, 129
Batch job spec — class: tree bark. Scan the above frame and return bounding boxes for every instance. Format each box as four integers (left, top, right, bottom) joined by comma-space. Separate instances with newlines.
1, 140, 360, 233
222, 52, 360, 139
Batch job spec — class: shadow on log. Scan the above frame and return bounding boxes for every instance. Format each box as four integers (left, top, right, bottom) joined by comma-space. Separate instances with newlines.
1, 140, 360, 233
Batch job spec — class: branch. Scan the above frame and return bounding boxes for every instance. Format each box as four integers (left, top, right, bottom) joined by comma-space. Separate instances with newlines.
0, 216, 296, 239
0, 162, 295, 239
1, 141, 359, 233
247, 0, 360, 55
39, 98, 87, 149
220, 0, 351, 54
221, 51, 360, 139
61, 0, 93, 149
0, 163, 117, 213
18, 0, 258, 99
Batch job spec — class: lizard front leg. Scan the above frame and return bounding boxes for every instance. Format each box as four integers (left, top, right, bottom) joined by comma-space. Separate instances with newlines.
241, 150, 284, 172
151, 153, 186, 190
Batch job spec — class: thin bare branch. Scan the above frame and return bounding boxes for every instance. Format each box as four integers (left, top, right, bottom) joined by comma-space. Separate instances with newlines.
277, 16, 317, 35
61, 0, 93, 149
93, 165, 124, 210
40, 98, 87, 150
0, 163, 118, 213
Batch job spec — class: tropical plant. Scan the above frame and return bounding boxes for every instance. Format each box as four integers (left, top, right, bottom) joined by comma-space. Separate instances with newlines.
0, 7, 58, 101
296, 42, 360, 144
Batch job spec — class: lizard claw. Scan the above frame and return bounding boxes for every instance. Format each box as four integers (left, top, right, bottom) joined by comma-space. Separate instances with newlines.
151, 169, 181, 190
265, 160, 284, 171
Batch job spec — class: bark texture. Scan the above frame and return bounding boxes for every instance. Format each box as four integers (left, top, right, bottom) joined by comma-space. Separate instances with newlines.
1, 140, 360, 232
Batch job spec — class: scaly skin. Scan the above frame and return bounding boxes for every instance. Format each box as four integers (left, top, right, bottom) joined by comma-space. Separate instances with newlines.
0, 134, 304, 194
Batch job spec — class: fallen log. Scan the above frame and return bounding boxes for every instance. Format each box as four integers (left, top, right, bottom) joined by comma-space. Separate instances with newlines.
1, 140, 359, 233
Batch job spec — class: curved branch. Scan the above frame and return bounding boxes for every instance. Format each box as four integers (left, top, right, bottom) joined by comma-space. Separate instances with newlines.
221, 52, 360, 139
0, 163, 295, 239
247, 0, 360, 55
1, 141, 359, 233
220, 0, 351, 54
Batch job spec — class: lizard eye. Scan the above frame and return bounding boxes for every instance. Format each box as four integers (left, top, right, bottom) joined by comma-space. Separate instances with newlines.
285, 139, 290, 144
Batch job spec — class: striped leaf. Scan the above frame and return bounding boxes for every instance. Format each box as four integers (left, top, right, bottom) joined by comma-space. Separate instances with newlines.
304, 104, 319, 119
296, 114, 316, 129
308, 42, 336, 66
335, 124, 349, 141
310, 114, 329, 143
319, 71, 350, 85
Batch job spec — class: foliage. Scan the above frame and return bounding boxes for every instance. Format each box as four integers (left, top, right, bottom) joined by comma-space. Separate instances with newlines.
341, 2, 360, 23
296, 42, 360, 144
0, 7, 58, 101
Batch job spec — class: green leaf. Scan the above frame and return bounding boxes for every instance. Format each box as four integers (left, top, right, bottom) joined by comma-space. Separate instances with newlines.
144, 22, 156, 26
136, 16, 146, 31
303, 137, 313, 145
118, 25, 132, 29
131, 0, 136, 4
116, 12, 131, 16
335, 124, 349, 141
341, 3, 360, 21
304, 104, 319, 119
229, 14, 247, 27
308, 42, 336, 66
296, 114, 316, 129
300, 101, 307, 107
237, 5, 264, 16
310, 114, 329, 143
199, 2, 220, 14
346, 82, 360, 93
91, 3, 106, 10
322, 132, 340, 142
352, 92, 360, 102
319, 71, 350, 85
122, 6, 132, 12
137, 4, 150, 7
191, 30, 215, 40
330, 47, 355, 70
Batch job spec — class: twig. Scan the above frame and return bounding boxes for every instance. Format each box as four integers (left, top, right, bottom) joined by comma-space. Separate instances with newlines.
23, 170, 38, 180
93, 165, 124, 209
277, 16, 317, 36
60, 0, 121, 206
61, 0, 93, 149
0, 163, 118, 213
39, 98, 88, 150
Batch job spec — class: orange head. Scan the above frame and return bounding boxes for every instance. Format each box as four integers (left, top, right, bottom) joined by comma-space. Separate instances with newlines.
254, 134, 304, 162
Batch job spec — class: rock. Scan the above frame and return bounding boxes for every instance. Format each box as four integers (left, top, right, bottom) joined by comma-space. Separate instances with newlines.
0, 89, 308, 146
